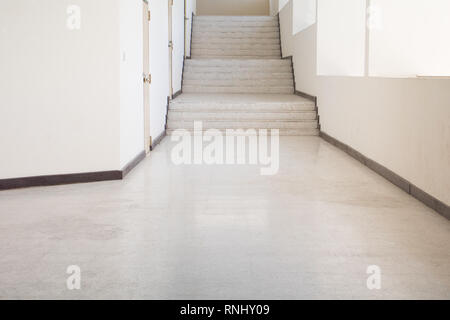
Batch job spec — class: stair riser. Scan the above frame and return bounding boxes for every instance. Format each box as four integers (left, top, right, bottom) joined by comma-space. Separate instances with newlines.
167, 129, 319, 137
193, 26, 279, 33
185, 60, 291, 67
168, 112, 317, 121
170, 104, 315, 112
184, 67, 293, 74
192, 49, 281, 55
183, 73, 293, 80
182, 86, 294, 94
192, 43, 281, 50
192, 49, 280, 56
195, 16, 277, 22
194, 22, 279, 28
192, 38, 280, 45
194, 32, 280, 39
168, 120, 318, 130
192, 55, 277, 60
183, 79, 294, 87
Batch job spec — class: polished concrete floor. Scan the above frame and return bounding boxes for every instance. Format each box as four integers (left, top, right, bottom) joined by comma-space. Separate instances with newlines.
0, 137, 449, 299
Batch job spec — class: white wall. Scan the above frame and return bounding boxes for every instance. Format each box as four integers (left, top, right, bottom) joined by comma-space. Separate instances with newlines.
269, 0, 279, 16
278, 0, 289, 12
185, 0, 197, 57
172, 0, 185, 94
0, 0, 121, 179
148, 0, 170, 140
316, 0, 366, 77
369, 0, 450, 77
280, 1, 450, 205
119, 0, 144, 167
0, 0, 198, 180
197, 0, 269, 16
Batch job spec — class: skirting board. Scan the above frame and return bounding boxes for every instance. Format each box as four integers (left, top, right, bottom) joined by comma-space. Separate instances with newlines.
295, 90, 317, 106
150, 131, 166, 151
0, 150, 146, 191
172, 90, 182, 99
320, 131, 450, 220
294, 89, 320, 131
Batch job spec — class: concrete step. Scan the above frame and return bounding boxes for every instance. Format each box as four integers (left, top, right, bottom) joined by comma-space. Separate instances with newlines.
167, 128, 319, 136
183, 78, 294, 87
194, 20, 279, 27
194, 31, 280, 39
192, 38, 280, 46
184, 59, 291, 67
191, 42, 281, 51
184, 60, 292, 73
191, 55, 281, 59
167, 119, 318, 130
169, 94, 316, 112
168, 111, 317, 121
195, 16, 278, 22
184, 65, 293, 74
183, 72, 292, 80
191, 48, 280, 58
194, 21, 279, 28
193, 26, 279, 33
182, 85, 294, 94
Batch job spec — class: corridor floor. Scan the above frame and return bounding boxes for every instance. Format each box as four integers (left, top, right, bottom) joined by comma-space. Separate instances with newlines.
0, 137, 449, 299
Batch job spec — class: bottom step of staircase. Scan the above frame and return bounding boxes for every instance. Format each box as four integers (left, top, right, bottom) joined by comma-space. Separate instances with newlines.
167, 128, 319, 136
167, 93, 319, 137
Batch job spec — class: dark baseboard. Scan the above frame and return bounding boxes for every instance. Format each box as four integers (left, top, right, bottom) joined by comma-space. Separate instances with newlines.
295, 90, 317, 105
165, 96, 170, 130
121, 150, 146, 178
0, 150, 146, 191
320, 131, 450, 220
0, 171, 122, 191
150, 131, 166, 151
188, 12, 194, 58
277, 13, 283, 58
172, 90, 182, 99
285, 53, 321, 131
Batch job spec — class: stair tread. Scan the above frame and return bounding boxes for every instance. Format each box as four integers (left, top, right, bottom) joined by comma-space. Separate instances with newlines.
171, 93, 314, 104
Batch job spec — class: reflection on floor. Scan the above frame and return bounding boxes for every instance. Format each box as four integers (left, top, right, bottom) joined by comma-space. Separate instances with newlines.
0, 137, 449, 299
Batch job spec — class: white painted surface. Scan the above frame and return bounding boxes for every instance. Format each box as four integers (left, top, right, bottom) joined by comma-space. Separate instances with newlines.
280, 1, 450, 205
119, 0, 144, 167
316, 0, 366, 76
292, 0, 316, 34
197, 0, 269, 16
185, 0, 197, 57
172, 0, 185, 94
369, 0, 450, 77
269, 0, 279, 16
278, 0, 289, 11
148, 0, 170, 140
0, 0, 121, 178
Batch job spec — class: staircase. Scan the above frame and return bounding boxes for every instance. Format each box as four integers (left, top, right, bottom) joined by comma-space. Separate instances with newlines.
167, 15, 319, 136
